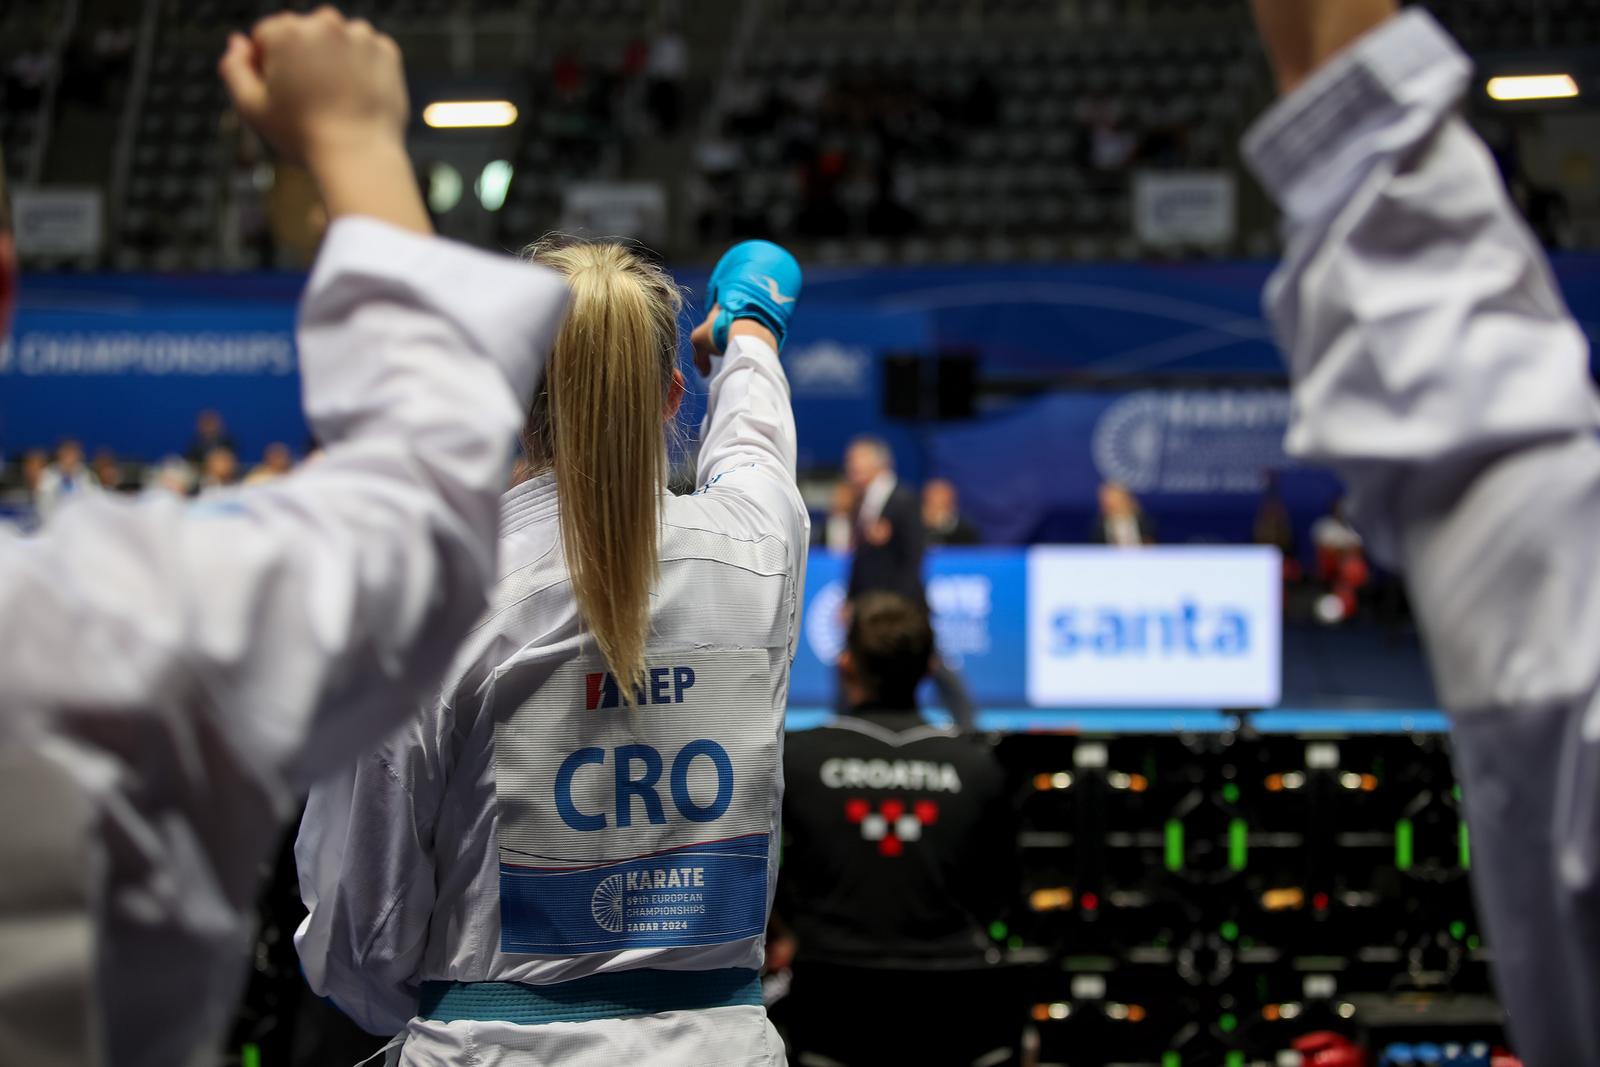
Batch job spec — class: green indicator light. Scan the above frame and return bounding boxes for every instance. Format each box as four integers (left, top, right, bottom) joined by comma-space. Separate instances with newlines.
1459, 820, 1471, 869
1220, 920, 1239, 942
1395, 818, 1414, 872
1007, 935, 1024, 950
242, 1046, 261, 1067
1219, 1012, 1238, 1033
1228, 819, 1248, 871
1449, 920, 1467, 940
1453, 784, 1462, 801
1468, 934, 1482, 951
1222, 783, 1241, 804
1163, 1053, 1181, 1067
1226, 1053, 1245, 1067
1165, 819, 1185, 872
989, 920, 1008, 942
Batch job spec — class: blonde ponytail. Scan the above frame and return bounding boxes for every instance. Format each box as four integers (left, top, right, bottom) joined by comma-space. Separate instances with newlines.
523, 240, 683, 697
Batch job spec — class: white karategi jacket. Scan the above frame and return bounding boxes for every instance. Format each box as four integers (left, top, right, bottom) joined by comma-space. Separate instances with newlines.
296, 333, 808, 1066
0, 217, 568, 1067
1246, 12, 1600, 1065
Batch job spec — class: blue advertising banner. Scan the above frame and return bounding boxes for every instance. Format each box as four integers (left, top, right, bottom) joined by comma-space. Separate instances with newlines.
926, 389, 1343, 548
1, 301, 305, 461
791, 548, 1029, 707
8, 255, 1598, 467
795, 545, 1282, 710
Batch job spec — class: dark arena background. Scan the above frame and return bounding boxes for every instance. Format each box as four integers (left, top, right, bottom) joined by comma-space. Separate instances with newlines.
5, 1, 1599, 1065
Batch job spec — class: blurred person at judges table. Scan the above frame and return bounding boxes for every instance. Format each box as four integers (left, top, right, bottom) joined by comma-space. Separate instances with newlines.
185, 408, 238, 467
1090, 481, 1153, 547
0, 10, 570, 1067
245, 441, 296, 484
33, 439, 101, 524
922, 477, 981, 547
199, 445, 242, 491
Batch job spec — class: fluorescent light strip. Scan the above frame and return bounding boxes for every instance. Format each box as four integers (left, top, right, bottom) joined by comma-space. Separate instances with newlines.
422, 100, 520, 129
1487, 74, 1579, 102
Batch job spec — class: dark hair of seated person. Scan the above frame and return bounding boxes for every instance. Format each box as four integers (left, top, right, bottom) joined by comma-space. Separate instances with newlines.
845, 592, 934, 710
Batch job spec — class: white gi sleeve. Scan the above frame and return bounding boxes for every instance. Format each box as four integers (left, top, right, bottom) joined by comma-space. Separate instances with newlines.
1245, 13, 1600, 1064
694, 335, 811, 637
294, 686, 458, 1034
2, 217, 566, 788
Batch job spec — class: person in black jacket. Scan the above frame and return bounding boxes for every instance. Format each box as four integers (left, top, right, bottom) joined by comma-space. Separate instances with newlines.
843, 436, 926, 604
778, 593, 1023, 1066
838, 437, 977, 728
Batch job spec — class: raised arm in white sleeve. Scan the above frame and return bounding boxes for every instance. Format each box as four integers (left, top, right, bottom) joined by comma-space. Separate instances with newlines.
0, 217, 567, 1067
1245, 12, 1600, 1064
693, 334, 811, 610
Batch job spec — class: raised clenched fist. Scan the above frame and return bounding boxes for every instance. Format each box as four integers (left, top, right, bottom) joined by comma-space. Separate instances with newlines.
219, 6, 408, 167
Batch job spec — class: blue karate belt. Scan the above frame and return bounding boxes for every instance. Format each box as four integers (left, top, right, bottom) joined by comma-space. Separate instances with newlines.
417, 968, 762, 1026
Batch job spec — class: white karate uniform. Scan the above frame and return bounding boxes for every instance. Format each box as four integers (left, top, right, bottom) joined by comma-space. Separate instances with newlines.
0, 217, 568, 1067
296, 333, 809, 1066
1246, 13, 1600, 1065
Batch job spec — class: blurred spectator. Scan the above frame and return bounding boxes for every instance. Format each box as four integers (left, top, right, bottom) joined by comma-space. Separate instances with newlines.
1091, 482, 1153, 547
843, 436, 923, 604
35, 439, 101, 522
200, 446, 241, 491
820, 479, 857, 552
6, 42, 54, 109
777, 593, 1022, 1067
1083, 100, 1138, 181
221, 123, 276, 270
148, 456, 197, 497
91, 448, 134, 493
186, 410, 238, 467
1311, 498, 1361, 573
18, 448, 49, 508
244, 442, 294, 485
922, 478, 980, 547
1312, 498, 1370, 623
645, 23, 688, 134
841, 437, 976, 729
91, 19, 135, 76
552, 50, 586, 100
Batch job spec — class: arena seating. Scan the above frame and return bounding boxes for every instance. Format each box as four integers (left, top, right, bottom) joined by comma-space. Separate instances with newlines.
695, 0, 1263, 263
16, 0, 1600, 271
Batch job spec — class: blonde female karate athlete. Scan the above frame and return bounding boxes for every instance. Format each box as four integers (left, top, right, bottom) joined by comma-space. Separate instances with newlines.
296, 238, 809, 1066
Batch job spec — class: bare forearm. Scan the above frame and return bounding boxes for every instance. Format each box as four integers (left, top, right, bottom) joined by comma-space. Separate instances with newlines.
308, 139, 430, 236
1250, 0, 1398, 92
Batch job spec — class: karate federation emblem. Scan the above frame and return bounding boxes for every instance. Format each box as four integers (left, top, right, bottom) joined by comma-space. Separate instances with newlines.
845, 797, 940, 857
591, 873, 627, 933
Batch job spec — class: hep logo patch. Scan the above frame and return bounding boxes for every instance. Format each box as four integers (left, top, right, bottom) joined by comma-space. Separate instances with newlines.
844, 797, 940, 857
585, 666, 696, 709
